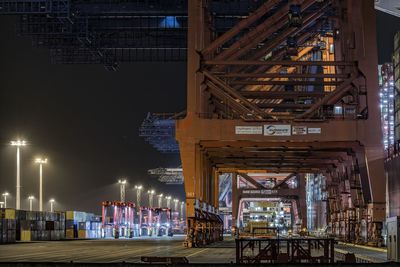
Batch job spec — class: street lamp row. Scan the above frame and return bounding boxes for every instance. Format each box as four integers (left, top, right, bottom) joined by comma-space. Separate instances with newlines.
119, 180, 183, 210
1, 192, 55, 211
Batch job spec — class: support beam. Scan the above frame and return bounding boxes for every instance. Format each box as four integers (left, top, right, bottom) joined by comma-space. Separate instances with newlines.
238, 187, 300, 199
203, 60, 356, 66
237, 172, 266, 189
257, 103, 312, 109
232, 172, 239, 229
210, 2, 290, 62
230, 80, 342, 86
246, 1, 330, 61
240, 91, 327, 99
217, 73, 350, 79
296, 74, 358, 118
273, 173, 296, 189
204, 71, 267, 118
202, 0, 283, 56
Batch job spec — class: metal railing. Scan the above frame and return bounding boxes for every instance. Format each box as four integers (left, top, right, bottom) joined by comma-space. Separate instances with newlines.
236, 237, 335, 263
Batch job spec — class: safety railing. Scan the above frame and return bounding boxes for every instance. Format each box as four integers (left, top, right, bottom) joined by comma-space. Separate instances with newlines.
236, 237, 335, 263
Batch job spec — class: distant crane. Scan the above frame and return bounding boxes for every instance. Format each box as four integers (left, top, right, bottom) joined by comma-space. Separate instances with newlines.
148, 167, 183, 184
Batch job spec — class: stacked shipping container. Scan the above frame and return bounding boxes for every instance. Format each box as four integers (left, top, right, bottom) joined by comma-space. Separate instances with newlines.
65, 211, 101, 239
0, 209, 16, 244
17, 210, 66, 241
0, 209, 101, 243
78, 221, 102, 239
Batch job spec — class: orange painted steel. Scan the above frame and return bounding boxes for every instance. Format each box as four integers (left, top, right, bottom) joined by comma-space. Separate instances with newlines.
177, 0, 385, 247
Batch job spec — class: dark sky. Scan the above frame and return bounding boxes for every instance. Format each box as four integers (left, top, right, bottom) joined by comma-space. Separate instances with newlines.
0, 11, 399, 214
0, 17, 186, 214
376, 11, 400, 64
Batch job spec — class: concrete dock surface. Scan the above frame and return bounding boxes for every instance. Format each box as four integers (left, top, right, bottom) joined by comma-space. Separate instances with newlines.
0, 236, 387, 263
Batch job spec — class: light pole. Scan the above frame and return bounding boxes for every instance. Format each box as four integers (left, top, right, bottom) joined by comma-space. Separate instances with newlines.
2, 192, 9, 208
35, 158, 47, 212
134, 185, 143, 209
180, 201, 185, 220
157, 194, 163, 207
165, 196, 171, 209
49, 198, 55, 212
147, 190, 155, 208
10, 140, 27, 210
28, 195, 35, 211
173, 198, 179, 212
118, 179, 127, 202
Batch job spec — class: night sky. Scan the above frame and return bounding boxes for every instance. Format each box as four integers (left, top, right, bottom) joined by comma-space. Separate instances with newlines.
0, 11, 399, 214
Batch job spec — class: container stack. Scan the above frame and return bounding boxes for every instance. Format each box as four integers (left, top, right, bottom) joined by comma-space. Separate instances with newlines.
0, 209, 16, 244
17, 210, 66, 241
77, 221, 102, 239
2, 209, 101, 242
66, 211, 101, 239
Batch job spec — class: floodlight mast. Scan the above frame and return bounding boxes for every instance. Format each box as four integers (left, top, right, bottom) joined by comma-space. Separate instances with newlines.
118, 179, 127, 202
35, 158, 48, 211
10, 140, 27, 209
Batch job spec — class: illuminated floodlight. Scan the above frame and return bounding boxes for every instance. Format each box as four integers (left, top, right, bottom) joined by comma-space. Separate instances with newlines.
118, 179, 127, 185
35, 158, 48, 164
10, 140, 27, 146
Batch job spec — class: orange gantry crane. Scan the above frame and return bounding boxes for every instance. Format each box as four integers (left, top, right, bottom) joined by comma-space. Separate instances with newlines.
176, 0, 385, 247
0, 0, 386, 248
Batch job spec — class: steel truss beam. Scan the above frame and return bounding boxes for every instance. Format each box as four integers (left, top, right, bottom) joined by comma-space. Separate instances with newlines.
237, 172, 266, 190
179, 0, 386, 233
273, 173, 297, 189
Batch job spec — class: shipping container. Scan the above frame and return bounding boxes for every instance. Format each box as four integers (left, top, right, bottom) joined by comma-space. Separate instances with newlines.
66, 229, 74, 239
0, 209, 16, 220
20, 230, 31, 242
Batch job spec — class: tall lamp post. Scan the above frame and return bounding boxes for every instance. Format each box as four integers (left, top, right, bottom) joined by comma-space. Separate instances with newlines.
147, 190, 155, 208
28, 195, 35, 211
157, 194, 163, 208
134, 185, 143, 209
10, 140, 27, 210
180, 201, 185, 220
35, 158, 47, 212
173, 199, 179, 212
118, 179, 127, 202
49, 199, 55, 212
165, 196, 172, 209
2, 192, 9, 208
